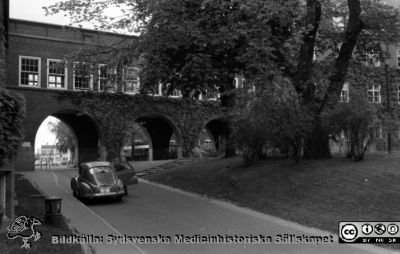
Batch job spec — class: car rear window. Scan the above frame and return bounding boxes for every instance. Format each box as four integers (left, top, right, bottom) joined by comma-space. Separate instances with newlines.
90, 166, 115, 185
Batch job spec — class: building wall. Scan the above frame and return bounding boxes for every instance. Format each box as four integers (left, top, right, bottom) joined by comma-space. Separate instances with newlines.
36, 145, 72, 164
330, 61, 400, 154
0, 0, 14, 219
6, 19, 135, 91
0, 0, 8, 88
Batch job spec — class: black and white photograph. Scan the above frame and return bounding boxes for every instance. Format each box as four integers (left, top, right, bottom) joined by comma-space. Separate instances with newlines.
1, 0, 400, 253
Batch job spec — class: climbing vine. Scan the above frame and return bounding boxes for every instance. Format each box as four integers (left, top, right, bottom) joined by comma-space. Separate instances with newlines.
0, 89, 26, 166
56, 91, 223, 161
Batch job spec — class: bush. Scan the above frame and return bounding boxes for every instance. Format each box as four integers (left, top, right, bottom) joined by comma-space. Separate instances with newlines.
329, 94, 377, 161
232, 79, 311, 166
0, 89, 26, 166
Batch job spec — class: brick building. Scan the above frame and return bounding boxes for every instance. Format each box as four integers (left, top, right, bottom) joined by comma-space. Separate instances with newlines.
0, 0, 13, 221
6, 18, 138, 93
329, 1, 400, 154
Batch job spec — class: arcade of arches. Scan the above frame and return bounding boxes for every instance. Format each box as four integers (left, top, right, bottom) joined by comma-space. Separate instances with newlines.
11, 87, 230, 171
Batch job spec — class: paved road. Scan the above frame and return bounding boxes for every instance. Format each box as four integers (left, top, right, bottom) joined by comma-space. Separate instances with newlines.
23, 163, 397, 254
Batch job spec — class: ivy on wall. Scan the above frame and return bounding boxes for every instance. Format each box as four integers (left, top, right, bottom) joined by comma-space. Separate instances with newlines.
0, 89, 26, 166
315, 60, 400, 150
56, 91, 223, 160
0, 20, 5, 88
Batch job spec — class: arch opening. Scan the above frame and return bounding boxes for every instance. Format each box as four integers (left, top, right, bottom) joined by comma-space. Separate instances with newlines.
135, 114, 183, 160
197, 127, 217, 156
34, 110, 102, 169
121, 122, 151, 161
201, 118, 230, 156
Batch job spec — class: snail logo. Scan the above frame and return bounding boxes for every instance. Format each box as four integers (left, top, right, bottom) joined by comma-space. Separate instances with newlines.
6, 216, 42, 249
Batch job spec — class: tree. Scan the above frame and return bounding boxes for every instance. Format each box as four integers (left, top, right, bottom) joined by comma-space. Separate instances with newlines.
48, 120, 76, 163
45, 0, 400, 159
232, 77, 311, 165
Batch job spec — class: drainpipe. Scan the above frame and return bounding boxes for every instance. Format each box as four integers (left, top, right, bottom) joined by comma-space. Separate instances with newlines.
385, 43, 392, 154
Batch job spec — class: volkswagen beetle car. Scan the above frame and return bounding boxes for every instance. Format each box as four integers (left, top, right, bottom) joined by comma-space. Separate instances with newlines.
71, 161, 131, 202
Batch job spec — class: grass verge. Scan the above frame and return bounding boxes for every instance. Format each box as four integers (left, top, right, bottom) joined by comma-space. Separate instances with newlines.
0, 174, 84, 254
145, 154, 400, 250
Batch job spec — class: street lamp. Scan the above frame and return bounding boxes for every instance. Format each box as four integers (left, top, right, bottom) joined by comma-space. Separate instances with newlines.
44, 195, 62, 226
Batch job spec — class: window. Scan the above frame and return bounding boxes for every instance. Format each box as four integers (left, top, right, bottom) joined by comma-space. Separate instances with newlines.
99, 64, 117, 92
170, 88, 182, 98
397, 49, 400, 68
123, 67, 140, 94
234, 76, 245, 88
364, 51, 381, 67
376, 126, 383, 139
313, 47, 317, 62
206, 90, 218, 100
205, 87, 219, 101
340, 82, 350, 102
19, 56, 40, 87
367, 84, 381, 103
47, 59, 66, 89
398, 85, 400, 103
155, 83, 163, 96
73, 62, 92, 90
233, 75, 249, 90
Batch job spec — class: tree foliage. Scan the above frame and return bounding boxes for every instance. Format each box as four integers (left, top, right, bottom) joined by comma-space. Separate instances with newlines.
48, 120, 76, 154
44, 0, 400, 99
45, 0, 400, 159
329, 92, 377, 161
232, 78, 312, 165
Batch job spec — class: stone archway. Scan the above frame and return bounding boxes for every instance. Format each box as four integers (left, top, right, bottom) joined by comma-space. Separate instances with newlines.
201, 117, 231, 155
10, 87, 224, 170
136, 113, 183, 160
52, 110, 103, 164
19, 105, 104, 171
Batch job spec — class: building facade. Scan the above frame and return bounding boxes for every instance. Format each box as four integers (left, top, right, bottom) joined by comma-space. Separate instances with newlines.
35, 145, 72, 165
6, 19, 138, 92
0, 0, 13, 220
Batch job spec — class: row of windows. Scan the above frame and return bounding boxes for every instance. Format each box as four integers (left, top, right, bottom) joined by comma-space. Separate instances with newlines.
18, 56, 140, 93
18, 55, 221, 100
339, 82, 400, 103
19, 56, 396, 104
353, 48, 400, 68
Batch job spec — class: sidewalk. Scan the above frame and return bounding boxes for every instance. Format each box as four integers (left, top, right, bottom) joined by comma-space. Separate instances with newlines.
22, 170, 145, 254
127, 160, 172, 172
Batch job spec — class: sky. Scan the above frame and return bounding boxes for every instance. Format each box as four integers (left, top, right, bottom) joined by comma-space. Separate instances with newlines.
11, 0, 73, 26
34, 117, 58, 153
10, 0, 129, 31
10, 0, 98, 28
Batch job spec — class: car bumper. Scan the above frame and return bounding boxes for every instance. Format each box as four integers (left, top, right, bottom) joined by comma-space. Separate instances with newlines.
86, 190, 125, 198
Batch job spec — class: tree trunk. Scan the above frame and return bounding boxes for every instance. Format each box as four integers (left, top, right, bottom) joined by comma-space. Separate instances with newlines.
303, 116, 331, 159
319, 0, 363, 111
294, 0, 321, 101
300, 0, 362, 159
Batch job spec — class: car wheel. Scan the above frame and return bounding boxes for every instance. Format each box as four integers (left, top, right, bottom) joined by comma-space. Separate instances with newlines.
124, 185, 128, 196
76, 189, 86, 202
115, 195, 122, 202
76, 189, 81, 199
